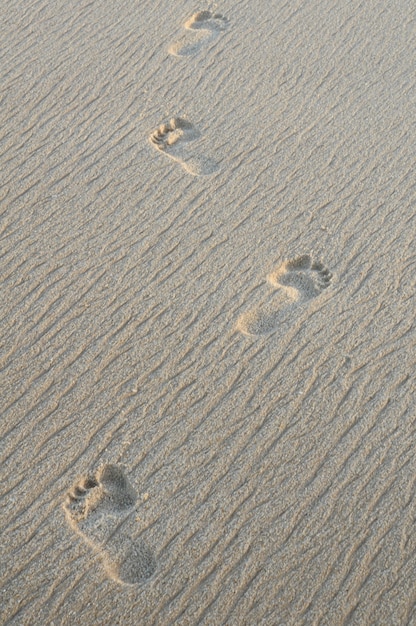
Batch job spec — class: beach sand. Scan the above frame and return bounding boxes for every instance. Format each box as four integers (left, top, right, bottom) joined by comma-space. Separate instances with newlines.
1, 0, 416, 624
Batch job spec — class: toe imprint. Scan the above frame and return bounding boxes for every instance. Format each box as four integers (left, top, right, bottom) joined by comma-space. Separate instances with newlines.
268, 254, 332, 300
150, 118, 200, 151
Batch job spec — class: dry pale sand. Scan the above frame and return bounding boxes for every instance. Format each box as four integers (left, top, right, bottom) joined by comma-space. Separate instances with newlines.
1, 0, 416, 624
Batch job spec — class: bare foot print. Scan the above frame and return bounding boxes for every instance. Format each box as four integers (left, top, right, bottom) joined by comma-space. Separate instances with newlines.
149, 117, 218, 176
237, 255, 332, 336
63, 464, 156, 585
169, 10, 229, 57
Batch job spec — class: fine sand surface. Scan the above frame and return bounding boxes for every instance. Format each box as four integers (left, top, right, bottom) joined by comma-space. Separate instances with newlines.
1, 0, 416, 624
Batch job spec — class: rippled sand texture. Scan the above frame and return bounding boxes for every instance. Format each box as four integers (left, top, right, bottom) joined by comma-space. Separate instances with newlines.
1, 0, 416, 624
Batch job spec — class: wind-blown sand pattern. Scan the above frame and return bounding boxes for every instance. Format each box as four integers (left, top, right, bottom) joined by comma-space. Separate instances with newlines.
2, 0, 416, 624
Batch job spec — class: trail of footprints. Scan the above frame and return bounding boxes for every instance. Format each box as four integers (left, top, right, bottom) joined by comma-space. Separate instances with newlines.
149, 10, 228, 176
65, 9, 227, 587
237, 255, 332, 336
64, 464, 156, 585
64, 11, 333, 589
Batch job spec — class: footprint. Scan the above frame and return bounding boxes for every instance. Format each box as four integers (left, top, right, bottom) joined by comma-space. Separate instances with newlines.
63, 464, 156, 585
149, 117, 218, 176
168, 10, 228, 57
237, 255, 332, 336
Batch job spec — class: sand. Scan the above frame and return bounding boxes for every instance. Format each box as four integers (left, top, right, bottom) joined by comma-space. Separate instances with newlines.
1, 0, 416, 624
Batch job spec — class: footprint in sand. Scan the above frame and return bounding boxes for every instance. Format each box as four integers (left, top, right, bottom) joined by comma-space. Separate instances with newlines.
237, 254, 332, 336
63, 464, 156, 585
149, 117, 218, 176
168, 10, 229, 57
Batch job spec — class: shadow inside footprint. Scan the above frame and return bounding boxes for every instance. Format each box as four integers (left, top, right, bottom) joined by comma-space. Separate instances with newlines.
63, 464, 156, 585
168, 10, 228, 57
149, 117, 218, 176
